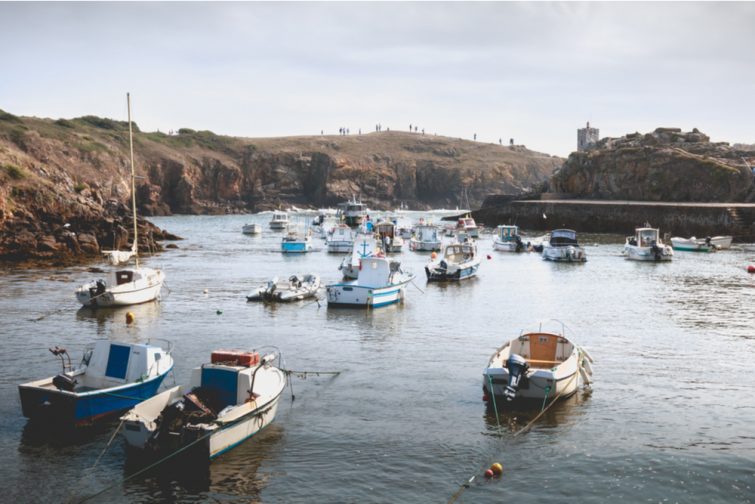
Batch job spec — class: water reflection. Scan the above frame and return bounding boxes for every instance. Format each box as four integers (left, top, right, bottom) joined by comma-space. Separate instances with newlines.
482, 390, 592, 436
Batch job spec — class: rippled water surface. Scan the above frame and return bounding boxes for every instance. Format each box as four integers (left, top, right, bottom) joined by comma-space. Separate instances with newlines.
2, 212, 754, 503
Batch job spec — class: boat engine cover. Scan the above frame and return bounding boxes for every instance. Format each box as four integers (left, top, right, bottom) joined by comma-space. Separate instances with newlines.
52, 373, 77, 391
504, 354, 529, 401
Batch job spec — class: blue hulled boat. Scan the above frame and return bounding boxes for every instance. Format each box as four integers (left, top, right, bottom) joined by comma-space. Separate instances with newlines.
18, 340, 173, 426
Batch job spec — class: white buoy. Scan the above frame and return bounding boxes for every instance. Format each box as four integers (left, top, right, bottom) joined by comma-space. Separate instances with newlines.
203, 288, 209, 294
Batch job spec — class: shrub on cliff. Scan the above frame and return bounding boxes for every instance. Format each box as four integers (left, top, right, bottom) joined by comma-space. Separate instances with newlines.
75, 115, 140, 132
2, 163, 26, 180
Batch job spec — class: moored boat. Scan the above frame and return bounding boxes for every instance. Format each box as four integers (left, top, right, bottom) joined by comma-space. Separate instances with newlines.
542, 229, 587, 262
409, 224, 441, 252
339, 234, 377, 279
121, 349, 285, 460
269, 212, 289, 230
671, 235, 732, 252
375, 221, 404, 253
624, 227, 673, 261
457, 216, 479, 239
482, 322, 592, 404
327, 224, 354, 253
281, 228, 312, 253
493, 225, 525, 252
19, 339, 174, 426
425, 240, 481, 281
246, 274, 321, 302
338, 197, 367, 227
242, 223, 262, 235
327, 256, 414, 308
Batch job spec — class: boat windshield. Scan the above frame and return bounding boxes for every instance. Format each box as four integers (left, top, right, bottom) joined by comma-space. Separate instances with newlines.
550, 229, 578, 246
498, 226, 517, 240
638, 228, 659, 245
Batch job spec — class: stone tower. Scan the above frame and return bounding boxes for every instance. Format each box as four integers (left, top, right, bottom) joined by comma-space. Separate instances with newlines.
577, 121, 599, 151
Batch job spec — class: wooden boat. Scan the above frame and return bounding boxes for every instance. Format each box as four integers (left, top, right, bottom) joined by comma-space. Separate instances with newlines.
671, 236, 732, 252
246, 274, 321, 302
76, 94, 164, 307
327, 256, 414, 308
375, 221, 404, 252
409, 224, 441, 252
493, 225, 525, 252
425, 241, 481, 281
482, 322, 593, 404
327, 224, 354, 253
624, 227, 673, 261
121, 349, 285, 460
19, 340, 173, 426
242, 223, 262, 235
269, 212, 289, 230
542, 229, 587, 262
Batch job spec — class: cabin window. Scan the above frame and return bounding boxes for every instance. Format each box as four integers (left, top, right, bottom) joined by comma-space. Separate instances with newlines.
105, 344, 131, 379
116, 270, 134, 285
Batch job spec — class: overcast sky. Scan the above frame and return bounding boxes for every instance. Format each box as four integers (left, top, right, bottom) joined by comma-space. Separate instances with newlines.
2, 2, 754, 156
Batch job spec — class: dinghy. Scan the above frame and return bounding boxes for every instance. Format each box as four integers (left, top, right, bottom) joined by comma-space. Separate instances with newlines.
242, 223, 262, 235
671, 235, 731, 252
327, 256, 414, 308
624, 227, 673, 261
121, 349, 285, 460
425, 240, 481, 281
542, 229, 587, 262
482, 322, 592, 405
18, 339, 173, 426
246, 274, 321, 302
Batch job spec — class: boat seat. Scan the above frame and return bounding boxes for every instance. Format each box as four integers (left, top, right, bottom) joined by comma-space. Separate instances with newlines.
526, 358, 562, 368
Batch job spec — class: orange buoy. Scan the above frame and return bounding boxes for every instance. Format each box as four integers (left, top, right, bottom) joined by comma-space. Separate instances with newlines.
484, 469, 494, 479
431, 252, 438, 260
125, 311, 135, 325
748, 265, 755, 273
490, 462, 503, 476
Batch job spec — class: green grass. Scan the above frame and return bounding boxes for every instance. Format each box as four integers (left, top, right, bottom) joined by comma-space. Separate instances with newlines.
73, 182, 88, 193
2, 163, 26, 180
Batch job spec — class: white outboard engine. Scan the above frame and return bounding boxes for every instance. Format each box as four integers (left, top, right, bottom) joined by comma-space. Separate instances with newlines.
504, 354, 529, 401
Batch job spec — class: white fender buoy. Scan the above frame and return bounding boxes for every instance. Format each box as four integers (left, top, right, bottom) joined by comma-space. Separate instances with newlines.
579, 365, 592, 386
581, 357, 593, 376
580, 346, 594, 363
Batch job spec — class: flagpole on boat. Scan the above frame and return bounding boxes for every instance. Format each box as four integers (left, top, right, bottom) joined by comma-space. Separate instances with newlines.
126, 92, 139, 269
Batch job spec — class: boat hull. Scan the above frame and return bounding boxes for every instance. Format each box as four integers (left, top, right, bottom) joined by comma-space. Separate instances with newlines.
624, 244, 673, 261
281, 241, 311, 253
542, 245, 587, 262
19, 369, 171, 426
493, 240, 518, 252
326, 282, 407, 308
425, 261, 480, 281
76, 270, 164, 307
269, 222, 287, 230
483, 367, 580, 401
327, 241, 353, 253
409, 240, 441, 252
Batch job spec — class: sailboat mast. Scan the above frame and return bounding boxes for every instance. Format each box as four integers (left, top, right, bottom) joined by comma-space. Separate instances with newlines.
127, 93, 139, 268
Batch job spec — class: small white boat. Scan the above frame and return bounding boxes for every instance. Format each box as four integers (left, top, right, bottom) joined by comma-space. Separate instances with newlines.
327, 224, 354, 253
624, 227, 673, 261
409, 224, 441, 252
482, 322, 593, 404
327, 256, 414, 308
281, 229, 312, 253
339, 234, 377, 279
375, 221, 404, 253
242, 223, 262, 235
457, 216, 479, 239
246, 274, 321, 302
121, 349, 285, 460
76, 94, 164, 307
425, 241, 481, 281
310, 214, 328, 239
671, 235, 732, 252
19, 339, 173, 425
493, 225, 525, 252
542, 229, 587, 262
269, 212, 289, 230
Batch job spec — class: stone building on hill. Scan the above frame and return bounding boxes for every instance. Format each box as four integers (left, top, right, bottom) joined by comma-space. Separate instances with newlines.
577, 121, 599, 151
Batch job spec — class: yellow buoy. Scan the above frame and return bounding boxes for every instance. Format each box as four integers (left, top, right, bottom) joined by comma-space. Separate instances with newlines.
490, 463, 503, 476
125, 311, 135, 325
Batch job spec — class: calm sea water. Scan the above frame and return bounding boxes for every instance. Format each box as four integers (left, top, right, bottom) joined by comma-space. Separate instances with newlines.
1, 212, 754, 503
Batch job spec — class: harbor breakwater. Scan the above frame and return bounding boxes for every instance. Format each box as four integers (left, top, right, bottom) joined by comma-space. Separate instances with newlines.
473, 195, 755, 241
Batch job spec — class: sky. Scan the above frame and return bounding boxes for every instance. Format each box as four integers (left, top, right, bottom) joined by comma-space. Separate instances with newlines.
2, 2, 754, 156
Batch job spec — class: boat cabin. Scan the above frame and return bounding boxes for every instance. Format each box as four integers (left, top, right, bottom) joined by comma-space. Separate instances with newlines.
271, 212, 288, 223
330, 224, 353, 240
497, 225, 519, 242
442, 242, 475, 263
457, 217, 477, 230
549, 229, 579, 247
375, 222, 396, 238
188, 351, 263, 413
628, 227, 660, 247
509, 332, 574, 369
415, 225, 438, 242
357, 256, 401, 287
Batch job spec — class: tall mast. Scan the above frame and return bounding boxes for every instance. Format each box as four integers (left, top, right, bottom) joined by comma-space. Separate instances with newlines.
127, 92, 139, 268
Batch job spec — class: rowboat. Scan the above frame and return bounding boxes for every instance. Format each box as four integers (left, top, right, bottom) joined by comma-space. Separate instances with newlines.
482, 322, 592, 404
242, 223, 262, 235
671, 236, 732, 252
19, 339, 173, 426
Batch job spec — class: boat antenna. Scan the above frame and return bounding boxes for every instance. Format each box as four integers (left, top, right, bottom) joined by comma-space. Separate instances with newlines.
127, 92, 139, 268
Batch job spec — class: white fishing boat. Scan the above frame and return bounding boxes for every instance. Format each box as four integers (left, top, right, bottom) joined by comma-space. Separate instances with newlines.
375, 221, 404, 253
409, 224, 441, 252
246, 274, 321, 302
624, 227, 673, 261
19, 339, 173, 426
269, 212, 289, 230
281, 228, 312, 253
337, 197, 367, 227
339, 233, 377, 279
671, 235, 732, 252
456, 216, 479, 238
482, 321, 593, 404
425, 240, 481, 281
326, 256, 414, 308
310, 213, 328, 239
327, 224, 354, 253
493, 225, 525, 252
76, 93, 164, 307
121, 349, 285, 460
542, 229, 587, 262
242, 223, 262, 235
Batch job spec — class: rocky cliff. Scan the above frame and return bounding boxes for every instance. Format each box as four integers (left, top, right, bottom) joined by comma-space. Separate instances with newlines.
550, 128, 755, 202
0, 109, 561, 262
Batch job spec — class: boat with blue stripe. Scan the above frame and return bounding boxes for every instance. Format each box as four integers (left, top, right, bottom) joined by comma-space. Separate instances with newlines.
281, 229, 312, 253
327, 256, 414, 308
18, 340, 173, 426
425, 240, 481, 281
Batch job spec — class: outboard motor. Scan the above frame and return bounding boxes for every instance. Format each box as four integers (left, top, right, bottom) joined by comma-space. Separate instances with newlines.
650, 241, 662, 260
515, 235, 524, 252
504, 354, 529, 401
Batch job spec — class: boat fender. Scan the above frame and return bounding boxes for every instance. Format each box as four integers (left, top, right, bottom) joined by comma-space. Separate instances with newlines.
748, 265, 755, 274
579, 365, 592, 386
